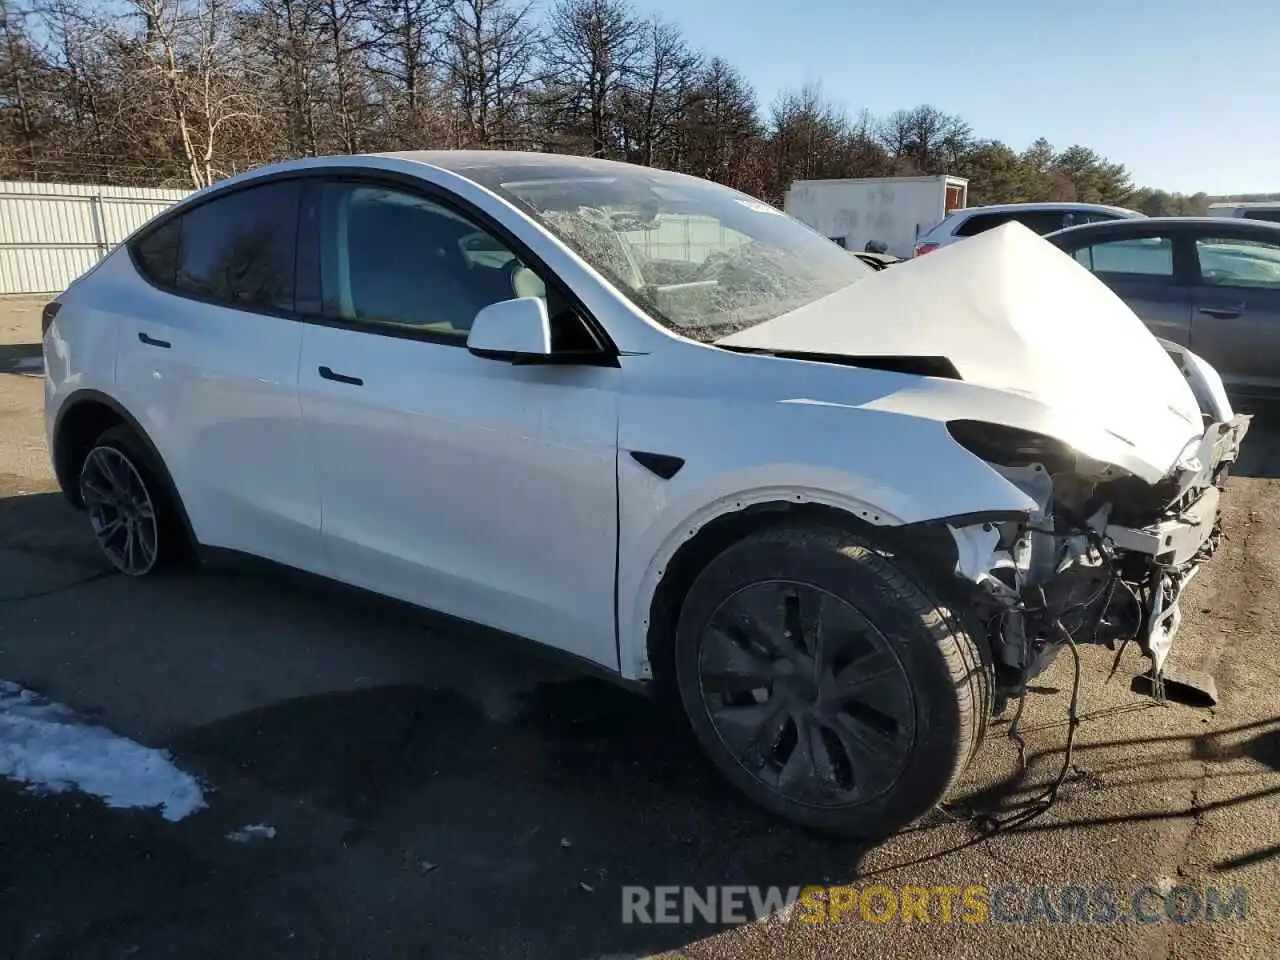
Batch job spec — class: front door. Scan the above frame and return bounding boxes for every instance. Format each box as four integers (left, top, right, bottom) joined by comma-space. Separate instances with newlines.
1188, 232, 1280, 390
296, 178, 621, 668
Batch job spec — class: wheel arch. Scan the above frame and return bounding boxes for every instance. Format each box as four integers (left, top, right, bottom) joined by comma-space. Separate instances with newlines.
634, 492, 980, 687
51, 389, 197, 547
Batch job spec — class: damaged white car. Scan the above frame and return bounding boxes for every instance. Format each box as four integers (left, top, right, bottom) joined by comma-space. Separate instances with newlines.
43, 152, 1248, 838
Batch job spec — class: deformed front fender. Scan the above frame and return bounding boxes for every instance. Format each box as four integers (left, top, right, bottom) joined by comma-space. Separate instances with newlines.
615, 403, 1039, 682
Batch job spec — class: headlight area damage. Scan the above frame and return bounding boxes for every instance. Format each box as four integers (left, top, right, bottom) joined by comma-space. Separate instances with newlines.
943, 413, 1249, 706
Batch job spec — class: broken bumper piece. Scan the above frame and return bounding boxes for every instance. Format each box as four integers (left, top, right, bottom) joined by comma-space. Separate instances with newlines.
1102, 413, 1249, 673
948, 412, 1249, 692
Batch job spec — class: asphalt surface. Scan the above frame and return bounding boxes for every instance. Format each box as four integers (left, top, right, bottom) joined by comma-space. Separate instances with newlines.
1, 296, 1277, 959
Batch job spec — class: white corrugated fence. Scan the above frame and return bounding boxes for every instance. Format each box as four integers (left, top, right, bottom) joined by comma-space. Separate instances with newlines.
0, 181, 192, 295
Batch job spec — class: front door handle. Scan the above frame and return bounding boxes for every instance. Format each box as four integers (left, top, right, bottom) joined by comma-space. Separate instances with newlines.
318, 365, 363, 386
138, 332, 171, 349
1198, 305, 1244, 320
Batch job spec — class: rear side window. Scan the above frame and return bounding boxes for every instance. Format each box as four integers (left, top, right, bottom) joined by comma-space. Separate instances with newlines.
175, 181, 301, 312
1073, 237, 1174, 279
954, 212, 1016, 237
1063, 211, 1121, 228
1011, 211, 1073, 235
1244, 209, 1280, 224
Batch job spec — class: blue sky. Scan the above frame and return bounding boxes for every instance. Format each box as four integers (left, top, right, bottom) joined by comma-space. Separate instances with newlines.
630, 0, 1279, 195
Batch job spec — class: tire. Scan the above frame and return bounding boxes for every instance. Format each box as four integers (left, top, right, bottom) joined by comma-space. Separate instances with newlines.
78, 425, 188, 576
673, 524, 990, 839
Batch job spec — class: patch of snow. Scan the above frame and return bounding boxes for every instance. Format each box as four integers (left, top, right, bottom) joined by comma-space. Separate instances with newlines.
226, 823, 276, 843
0, 680, 205, 821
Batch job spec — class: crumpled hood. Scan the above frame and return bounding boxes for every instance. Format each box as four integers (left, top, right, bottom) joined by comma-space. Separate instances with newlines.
719, 221, 1204, 478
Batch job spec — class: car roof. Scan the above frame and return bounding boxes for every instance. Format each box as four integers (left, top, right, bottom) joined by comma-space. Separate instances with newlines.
385, 150, 644, 175
1209, 201, 1280, 209
1046, 216, 1280, 239
954, 201, 1144, 218
175, 150, 691, 208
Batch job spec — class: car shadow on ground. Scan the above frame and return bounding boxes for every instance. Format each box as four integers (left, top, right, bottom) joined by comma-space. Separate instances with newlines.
0, 342, 42, 377
1227, 395, 1280, 479
0, 492, 887, 958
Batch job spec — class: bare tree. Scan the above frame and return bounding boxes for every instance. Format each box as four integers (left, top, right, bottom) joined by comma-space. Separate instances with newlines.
765, 83, 854, 202
0, 0, 1172, 207
124, 0, 266, 188
241, 0, 324, 156
540, 0, 643, 157
677, 56, 758, 187
307, 0, 376, 152
877, 104, 971, 175
33, 0, 101, 153
0, 0, 38, 170
615, 16, 698, 166
445, 0, 538, 148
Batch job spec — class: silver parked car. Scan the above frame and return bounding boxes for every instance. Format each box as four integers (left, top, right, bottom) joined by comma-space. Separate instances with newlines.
915, 202, 1145, 257
1047, 217, 1280, 392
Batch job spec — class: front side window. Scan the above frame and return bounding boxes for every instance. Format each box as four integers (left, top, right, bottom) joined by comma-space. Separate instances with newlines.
457, 161, 872, 342
1196, 236, 1280, 289
175, 181, 301, 312
317, 182, 559, 341
1074, 236, 1174, 279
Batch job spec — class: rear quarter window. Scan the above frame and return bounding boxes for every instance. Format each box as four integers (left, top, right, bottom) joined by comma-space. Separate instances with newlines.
132, 217, 181, 288
921, 211, 962, 238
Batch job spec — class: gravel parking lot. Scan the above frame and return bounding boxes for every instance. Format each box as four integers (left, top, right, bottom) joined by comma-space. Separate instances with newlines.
2, 296, 1278, 959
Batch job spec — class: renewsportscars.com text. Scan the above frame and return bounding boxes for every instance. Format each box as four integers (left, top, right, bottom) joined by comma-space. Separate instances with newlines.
621, 884, 1248, 925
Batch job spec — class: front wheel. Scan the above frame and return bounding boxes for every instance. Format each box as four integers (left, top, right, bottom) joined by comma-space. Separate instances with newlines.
673, 524, 990, 838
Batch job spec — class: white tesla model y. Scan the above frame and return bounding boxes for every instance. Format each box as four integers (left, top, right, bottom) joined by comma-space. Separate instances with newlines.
43, 152, 1248, 837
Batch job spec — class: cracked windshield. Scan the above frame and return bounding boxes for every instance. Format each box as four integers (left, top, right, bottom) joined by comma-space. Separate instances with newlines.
489, 165, 873, 341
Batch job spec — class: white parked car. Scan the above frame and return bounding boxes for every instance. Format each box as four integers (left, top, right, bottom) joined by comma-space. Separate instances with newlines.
915, 201, 1145, 257
43, 152, 1248, 837
1206, 201, 1280, 224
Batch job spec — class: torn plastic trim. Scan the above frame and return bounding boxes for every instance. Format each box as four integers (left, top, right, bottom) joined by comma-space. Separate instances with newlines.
1156, 337, 1234, 424
950, 522, 1001, 582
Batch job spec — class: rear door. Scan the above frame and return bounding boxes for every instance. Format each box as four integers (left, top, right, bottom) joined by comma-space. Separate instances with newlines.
1059, 229, 1191, 343
1187, 228, 1280, 389
117, 179, 325, 570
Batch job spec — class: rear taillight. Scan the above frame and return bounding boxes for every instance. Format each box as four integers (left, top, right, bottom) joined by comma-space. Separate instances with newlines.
914, 242, 940, 257
41, 301, 60, 336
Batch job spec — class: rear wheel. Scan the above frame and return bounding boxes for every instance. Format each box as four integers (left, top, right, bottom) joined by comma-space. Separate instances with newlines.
79, 426, 186, 576
673, 524, 989, 838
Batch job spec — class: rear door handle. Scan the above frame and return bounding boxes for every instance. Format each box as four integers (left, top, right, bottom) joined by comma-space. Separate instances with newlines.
138, 332, 171, 349
318, 365, 363, 386
1198, 305, 1244, 320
